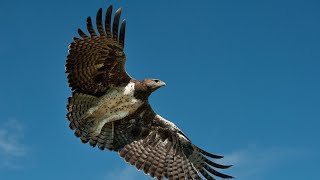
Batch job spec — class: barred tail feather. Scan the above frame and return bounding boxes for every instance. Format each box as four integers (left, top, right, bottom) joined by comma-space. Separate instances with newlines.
66, 92, 98, 141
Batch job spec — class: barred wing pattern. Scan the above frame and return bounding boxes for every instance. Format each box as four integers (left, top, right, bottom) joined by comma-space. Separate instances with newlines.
113, 105, 233, 180
66, 5, 130, 96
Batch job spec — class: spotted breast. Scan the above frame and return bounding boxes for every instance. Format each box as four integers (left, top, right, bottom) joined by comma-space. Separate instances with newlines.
67, 82, 144, 139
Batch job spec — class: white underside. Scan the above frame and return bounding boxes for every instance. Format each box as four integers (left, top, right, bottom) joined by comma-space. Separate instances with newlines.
83, 82, 143, 135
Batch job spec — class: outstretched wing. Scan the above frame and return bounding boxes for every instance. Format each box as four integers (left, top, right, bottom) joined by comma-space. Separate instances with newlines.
71, 102, 233, 179
66, 5, 130, 96
112, 105, 233, 180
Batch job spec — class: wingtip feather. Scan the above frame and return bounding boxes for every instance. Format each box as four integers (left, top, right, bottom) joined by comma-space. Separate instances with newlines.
105, 5, 113, 37
119, 19, 126, 47
112, 7, 122, 40
96, 8, 105, 36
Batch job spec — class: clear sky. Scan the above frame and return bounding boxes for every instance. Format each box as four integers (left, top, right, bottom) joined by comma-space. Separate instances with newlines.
0, 0, 319, 179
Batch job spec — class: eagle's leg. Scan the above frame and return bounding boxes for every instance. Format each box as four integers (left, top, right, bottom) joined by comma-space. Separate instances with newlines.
78, 106, 99, 121
77, 106, 103, 137
84, 112, 130, 137
94, 112, 130, 135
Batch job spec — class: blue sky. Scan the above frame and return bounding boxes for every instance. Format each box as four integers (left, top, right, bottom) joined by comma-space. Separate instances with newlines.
0, 0, 319, 179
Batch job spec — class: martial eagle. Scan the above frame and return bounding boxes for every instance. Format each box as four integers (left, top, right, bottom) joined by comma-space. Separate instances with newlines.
65, 4, 233, 180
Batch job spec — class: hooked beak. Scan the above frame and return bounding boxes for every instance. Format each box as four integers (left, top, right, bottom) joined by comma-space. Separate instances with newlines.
159, 81, 166, 87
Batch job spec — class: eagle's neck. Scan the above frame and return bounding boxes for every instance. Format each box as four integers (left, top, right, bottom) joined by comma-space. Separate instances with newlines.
130, 79, 151, 100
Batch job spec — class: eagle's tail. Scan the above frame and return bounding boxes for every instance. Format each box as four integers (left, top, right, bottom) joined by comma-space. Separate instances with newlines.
66, 92, 98, 141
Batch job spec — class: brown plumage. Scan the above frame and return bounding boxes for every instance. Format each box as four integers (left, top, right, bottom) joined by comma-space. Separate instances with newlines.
65, 4, 233, 180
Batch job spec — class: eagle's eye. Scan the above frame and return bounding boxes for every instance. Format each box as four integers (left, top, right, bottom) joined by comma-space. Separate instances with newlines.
154, 79, 160, 83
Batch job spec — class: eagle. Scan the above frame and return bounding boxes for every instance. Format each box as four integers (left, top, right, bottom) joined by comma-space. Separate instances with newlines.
65, 5, 233, 180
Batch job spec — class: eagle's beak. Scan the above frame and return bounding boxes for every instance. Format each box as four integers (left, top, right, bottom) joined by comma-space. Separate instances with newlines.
160, 81, 166, 87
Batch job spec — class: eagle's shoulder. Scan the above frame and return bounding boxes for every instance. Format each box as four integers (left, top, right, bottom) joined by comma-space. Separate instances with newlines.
153, 114, 180, 131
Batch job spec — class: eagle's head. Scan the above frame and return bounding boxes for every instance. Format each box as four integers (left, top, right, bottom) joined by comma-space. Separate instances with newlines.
143, 79, 166, 92
133, 79, 166, 99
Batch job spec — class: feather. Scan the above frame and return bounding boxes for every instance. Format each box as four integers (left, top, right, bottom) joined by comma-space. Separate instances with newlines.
203, 164, 233, 179
199, 168, 216, 180
112, 8, 122, 41
119, 19, 126, 48
203, 156, 233, 169
86, 16, 97, 37
197, 146, 224, 159
96, 8, 105, 36
105, 5, 113, 38
77, 28, 89, 39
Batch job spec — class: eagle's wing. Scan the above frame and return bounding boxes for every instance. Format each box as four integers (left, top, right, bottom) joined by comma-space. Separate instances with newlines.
103, 104, 233, 180
66, 5, 130, 96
